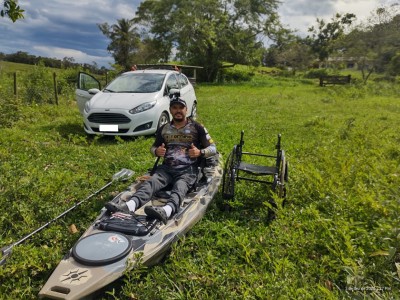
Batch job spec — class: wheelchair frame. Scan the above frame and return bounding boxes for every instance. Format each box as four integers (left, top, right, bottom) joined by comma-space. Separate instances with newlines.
222, 131, 288, 200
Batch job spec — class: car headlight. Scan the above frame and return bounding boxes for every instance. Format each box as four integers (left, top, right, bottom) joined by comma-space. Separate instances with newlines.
129, 101, 156, 114
84, 101, 91, 113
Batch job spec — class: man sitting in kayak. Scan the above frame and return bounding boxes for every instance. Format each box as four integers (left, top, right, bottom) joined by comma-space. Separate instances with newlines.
105, 96, 217, 224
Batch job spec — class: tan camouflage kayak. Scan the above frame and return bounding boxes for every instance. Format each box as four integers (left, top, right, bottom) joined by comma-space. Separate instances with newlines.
39, 155, 222, 299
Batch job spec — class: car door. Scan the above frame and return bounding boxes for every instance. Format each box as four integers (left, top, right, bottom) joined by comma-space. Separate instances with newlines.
75, 72, 101, 114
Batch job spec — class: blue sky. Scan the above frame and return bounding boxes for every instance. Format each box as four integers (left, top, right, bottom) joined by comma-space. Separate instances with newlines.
0, 0, 395, 68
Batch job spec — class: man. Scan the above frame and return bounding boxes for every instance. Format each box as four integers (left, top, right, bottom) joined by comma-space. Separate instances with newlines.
106, 96, 217, 224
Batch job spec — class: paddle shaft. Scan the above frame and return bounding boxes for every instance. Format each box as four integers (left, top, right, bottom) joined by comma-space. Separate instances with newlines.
3, 182, 112, 253
0, 168, 134, 265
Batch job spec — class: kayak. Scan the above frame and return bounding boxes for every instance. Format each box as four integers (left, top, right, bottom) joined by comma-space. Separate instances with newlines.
38, 155, 222, 299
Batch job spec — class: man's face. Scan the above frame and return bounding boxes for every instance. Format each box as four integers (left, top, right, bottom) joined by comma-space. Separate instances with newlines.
170, 103, 187, 122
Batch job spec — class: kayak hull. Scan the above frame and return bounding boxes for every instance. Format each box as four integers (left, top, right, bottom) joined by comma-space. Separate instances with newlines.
39, 155, 223, 299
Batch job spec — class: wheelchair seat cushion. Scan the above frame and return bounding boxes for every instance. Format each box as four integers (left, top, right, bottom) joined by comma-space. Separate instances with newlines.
238, 162, 277, 175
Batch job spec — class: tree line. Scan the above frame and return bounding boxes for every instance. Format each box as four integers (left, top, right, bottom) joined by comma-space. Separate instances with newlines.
98, 1, 400, 82
0, 51, 106, 74
3, 1, 400, 83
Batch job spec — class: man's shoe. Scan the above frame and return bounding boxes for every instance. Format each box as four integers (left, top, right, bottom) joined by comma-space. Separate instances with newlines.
144, 206, 168, 224
105, 201, 130, 214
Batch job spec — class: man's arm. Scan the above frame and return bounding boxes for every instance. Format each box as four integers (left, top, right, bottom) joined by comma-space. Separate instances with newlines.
150, 125, 166, 156
197, 124, 217, 158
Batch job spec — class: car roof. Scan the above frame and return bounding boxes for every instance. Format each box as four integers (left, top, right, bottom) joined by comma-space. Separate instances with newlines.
124, 69, 179, 75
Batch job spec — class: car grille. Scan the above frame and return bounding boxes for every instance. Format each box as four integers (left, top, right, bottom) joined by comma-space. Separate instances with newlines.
92, 127, 130, 133
88, 113, 131, 124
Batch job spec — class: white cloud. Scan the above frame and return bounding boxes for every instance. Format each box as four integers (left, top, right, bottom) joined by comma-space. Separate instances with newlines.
33, 46, 113, 66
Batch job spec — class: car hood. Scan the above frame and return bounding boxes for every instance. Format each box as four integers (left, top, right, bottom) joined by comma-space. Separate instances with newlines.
89, 92, 160, 110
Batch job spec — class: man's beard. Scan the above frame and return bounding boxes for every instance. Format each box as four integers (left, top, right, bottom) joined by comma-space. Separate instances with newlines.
172, 113, 185, 122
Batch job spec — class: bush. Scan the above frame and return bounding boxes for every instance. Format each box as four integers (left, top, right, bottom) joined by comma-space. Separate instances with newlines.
20, 61, 54, 104
0, 93, 21, 128
0, 71, 21, 128
304, 68, 330, 79
56, 67, 80, 97
218, 67, 254, 83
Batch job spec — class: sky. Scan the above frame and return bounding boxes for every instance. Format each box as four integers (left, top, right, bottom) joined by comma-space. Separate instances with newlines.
0, 0, 397, 68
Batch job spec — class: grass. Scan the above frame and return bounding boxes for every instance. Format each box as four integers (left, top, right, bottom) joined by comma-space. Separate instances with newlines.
0, 67, 399, 299
0, 61, 39, 73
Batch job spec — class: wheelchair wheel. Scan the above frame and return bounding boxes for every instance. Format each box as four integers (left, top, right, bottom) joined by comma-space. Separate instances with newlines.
277, 150, 288, 199
222, 147, 238, 199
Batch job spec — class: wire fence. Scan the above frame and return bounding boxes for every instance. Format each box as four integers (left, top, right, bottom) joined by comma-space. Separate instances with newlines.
0, 66, 97, 128
0, 66, 109, 106
3, 71, 77, 105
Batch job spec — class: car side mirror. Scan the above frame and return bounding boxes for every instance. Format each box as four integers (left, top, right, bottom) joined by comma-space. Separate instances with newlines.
88, 88, 100, 95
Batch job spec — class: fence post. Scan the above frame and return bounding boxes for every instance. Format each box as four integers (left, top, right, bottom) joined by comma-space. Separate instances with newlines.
13, 72, 18, 99
53, 72, 59, 105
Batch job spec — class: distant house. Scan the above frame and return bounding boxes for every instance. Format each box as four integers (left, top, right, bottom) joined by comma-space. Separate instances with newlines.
323, 56, 373, 69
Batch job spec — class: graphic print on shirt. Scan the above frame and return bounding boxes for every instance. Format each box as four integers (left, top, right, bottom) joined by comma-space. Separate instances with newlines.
162, 122, 202, 168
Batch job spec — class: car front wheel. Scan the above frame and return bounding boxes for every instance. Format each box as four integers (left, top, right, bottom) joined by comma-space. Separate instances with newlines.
157, 112, 169, 130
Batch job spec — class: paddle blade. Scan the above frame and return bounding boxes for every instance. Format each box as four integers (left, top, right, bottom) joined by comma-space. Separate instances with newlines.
112, 169, 134, 181
0, 246, 12, 266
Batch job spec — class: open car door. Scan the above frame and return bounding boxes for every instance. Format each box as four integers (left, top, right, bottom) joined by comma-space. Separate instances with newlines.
75, 72, 101, 115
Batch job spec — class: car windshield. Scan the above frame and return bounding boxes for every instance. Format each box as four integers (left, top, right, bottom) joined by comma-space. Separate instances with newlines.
104, 73, 165, 93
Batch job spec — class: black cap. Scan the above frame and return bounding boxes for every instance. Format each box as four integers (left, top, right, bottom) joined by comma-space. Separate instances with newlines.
170, 97, 187, 107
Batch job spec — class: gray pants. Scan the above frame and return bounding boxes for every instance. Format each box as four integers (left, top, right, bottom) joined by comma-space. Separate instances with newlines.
131, 165, 198, 214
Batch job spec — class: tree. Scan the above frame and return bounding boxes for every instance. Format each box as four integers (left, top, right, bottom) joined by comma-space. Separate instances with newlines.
134, 0, 283, 82
306, 13, 356, 66
62, 57, 75, 69
339, 5, 400, 82
274, 40, 313, 73
388, 51, 400, 76
264, 31, 314, 72
98, 18, 141, 71
131, 37, 168, 64
365, 7, 400, 75
1, 0, 24, 22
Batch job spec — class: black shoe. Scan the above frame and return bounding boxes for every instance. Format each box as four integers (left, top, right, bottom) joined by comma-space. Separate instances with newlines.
105, 201, 130, 214
144, 206, 168, 224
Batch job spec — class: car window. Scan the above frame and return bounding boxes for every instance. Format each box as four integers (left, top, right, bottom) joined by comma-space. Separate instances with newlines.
179, 74, 189, 87
79, 72, 100, 91
105, 73, 165, 93
166, 74, 179, 91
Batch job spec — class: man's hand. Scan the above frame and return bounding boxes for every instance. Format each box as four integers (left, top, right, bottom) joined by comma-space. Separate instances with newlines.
155, 143, 166, 157
189, 143, 201, 158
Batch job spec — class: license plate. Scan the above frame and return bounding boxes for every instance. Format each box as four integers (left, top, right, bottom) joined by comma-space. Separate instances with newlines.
99, 125, 118, 132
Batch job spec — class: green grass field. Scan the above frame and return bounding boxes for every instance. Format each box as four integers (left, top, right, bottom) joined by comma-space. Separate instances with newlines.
0, 64, 399, 299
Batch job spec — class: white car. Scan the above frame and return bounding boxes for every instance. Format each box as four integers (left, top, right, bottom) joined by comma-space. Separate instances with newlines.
75, 69, 197, 136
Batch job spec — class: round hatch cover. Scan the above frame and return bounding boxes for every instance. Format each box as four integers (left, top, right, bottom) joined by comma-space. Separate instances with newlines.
72, 232, 132, 266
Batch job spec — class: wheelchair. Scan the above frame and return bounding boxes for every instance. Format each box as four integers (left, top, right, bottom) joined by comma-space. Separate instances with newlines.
222, 131, 288, 203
